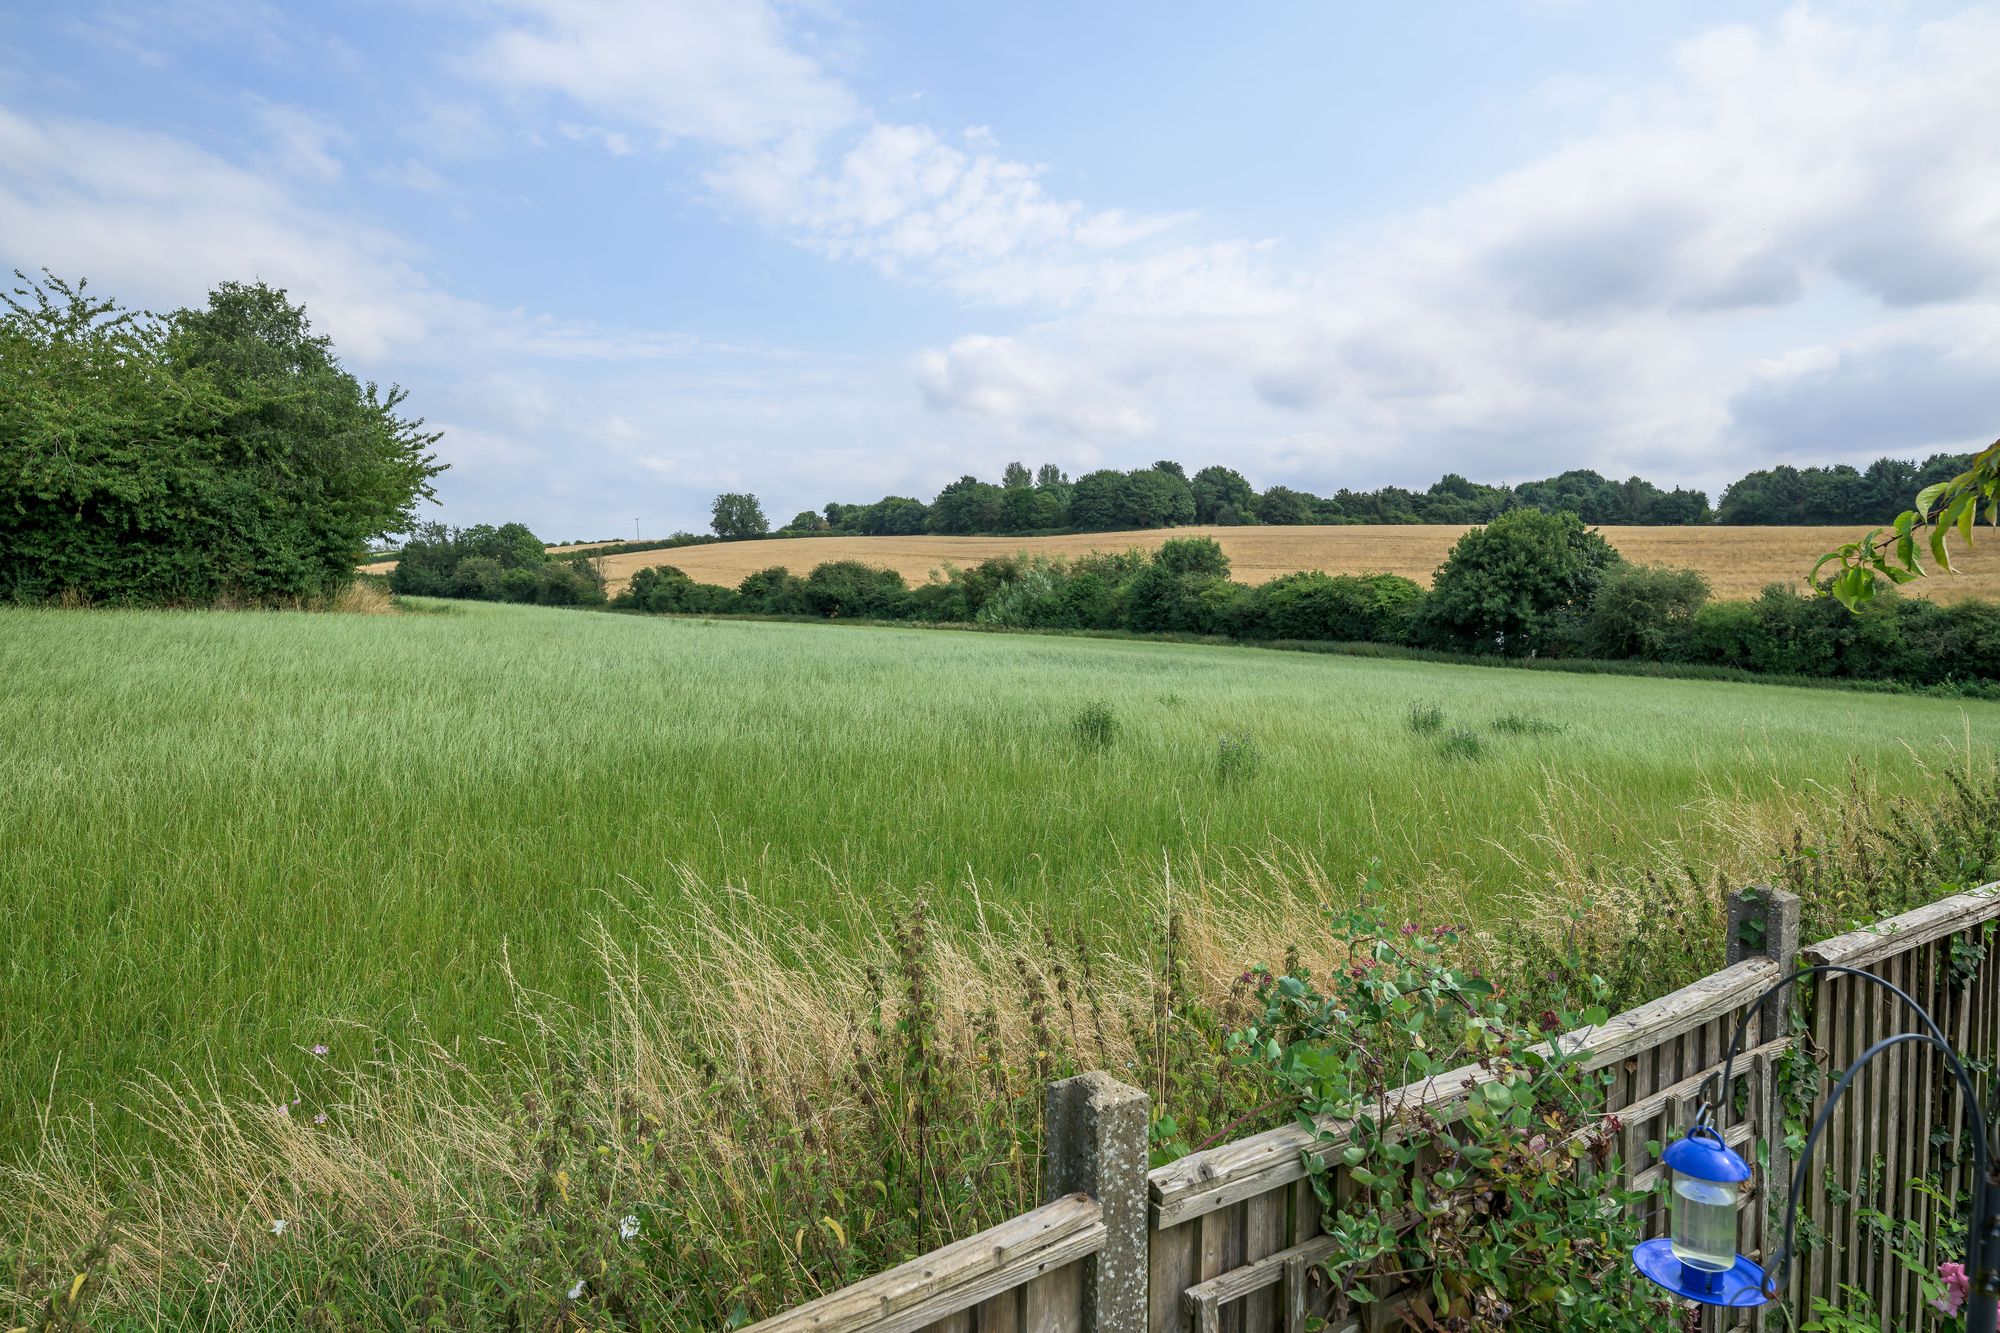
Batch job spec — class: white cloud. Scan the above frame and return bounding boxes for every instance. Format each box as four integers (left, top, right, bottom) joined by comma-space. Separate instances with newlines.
713, 123, 1198, 303
906, 6, 2000, 495
460, 0, 858, 152
247, 98, 345, 182
918, 335, 1154, 437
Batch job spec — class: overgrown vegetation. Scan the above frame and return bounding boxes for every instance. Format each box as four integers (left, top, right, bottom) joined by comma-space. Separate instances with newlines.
0, 272, 442, 606
7, 736, 1996, 1330
1242, 905, 1667, 1330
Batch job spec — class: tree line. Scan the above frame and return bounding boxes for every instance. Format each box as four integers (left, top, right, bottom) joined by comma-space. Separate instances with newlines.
610, 510, 2000, 690
697, 453, 1976, 544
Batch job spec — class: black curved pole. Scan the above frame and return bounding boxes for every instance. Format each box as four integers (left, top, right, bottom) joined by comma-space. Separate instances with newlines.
1676, 964, 1997, 1331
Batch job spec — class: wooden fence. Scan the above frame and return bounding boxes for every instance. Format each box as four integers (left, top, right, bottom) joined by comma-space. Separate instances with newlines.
746, 881, 2000, 1333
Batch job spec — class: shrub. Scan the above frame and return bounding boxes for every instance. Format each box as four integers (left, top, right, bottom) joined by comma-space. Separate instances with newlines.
1237, 905, 1666, 1330
1215, 732, 1261, 782
449, 555, 506, 601
1491, 711, 1564, 737
617, 565, 725, 613
1240, 571, 1424, 642
1418, 509, 1622, 655
500, 567, 541, 603
735, 566, 809, 615
804, 561, 908, 619
1405, 700, 1445, 734
1070, 702, 1117, 750
1583, 563, 1709, 660
1438, 726, 1485, 759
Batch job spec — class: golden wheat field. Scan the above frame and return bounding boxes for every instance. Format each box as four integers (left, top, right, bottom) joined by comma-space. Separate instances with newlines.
568, 525, 2000, 602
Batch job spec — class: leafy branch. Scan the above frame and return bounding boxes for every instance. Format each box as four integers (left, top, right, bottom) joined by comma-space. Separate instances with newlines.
1816, 439, 2000, 608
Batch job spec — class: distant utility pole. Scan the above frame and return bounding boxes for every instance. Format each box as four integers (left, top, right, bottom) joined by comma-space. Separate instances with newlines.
634, 518, 640, 540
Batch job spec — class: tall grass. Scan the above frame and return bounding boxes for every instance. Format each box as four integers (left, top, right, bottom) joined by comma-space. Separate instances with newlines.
2, 599, 1996, 1163
8, 765, 1998, 1329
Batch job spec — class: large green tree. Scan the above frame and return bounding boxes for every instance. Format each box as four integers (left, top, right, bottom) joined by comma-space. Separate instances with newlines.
1420, 508, 1621, 654
709, 492, 769, 540
1, 272, 442, 604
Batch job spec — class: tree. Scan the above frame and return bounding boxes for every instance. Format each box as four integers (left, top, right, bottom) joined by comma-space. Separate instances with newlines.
1420, 509, 1622, 654
1001, 461, 1032, 489
1191, 466, 1256, 524
1067, 470, 1130, 530
864, 496, 928, 535
1035, 463, 1068, 488
926, 476, 1003, 534
710, 492, 768, 540
1817, 438, 1997, 607
1123, 467, 1196, 528
0, 272, 443, 604
1257, 486, 1316, 525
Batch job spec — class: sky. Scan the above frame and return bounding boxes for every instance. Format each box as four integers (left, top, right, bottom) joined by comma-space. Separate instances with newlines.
3, 1, 1998, 538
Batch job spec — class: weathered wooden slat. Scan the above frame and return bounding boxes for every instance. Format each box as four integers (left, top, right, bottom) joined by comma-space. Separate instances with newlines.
1149, 958, 1782, 1226
1611, 1037, 1793, 1132
742, 1195, 1104, 1333
1240, 1184, 1286, 1332
972, 1288, 1019, 1333
1150, 1219, 1199, 1333
1021, 1260, 1083, 1333
1180, 1237, 1340, 1318
1281, 1255, 1308, 1333
1805, 883, 2000, 970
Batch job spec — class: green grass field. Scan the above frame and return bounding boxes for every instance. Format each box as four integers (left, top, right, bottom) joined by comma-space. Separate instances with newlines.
4, 599, 1996, 1155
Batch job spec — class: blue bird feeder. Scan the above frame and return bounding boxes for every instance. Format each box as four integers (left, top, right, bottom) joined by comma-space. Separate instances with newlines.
1631, 1122, 1769, 1308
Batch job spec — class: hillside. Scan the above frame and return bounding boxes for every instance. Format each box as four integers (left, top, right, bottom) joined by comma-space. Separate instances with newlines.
584, 524, 2000, 602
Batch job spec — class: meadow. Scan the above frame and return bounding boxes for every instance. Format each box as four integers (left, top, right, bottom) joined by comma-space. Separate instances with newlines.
583, 524, 2000, 601
3, 599, 1997, 1163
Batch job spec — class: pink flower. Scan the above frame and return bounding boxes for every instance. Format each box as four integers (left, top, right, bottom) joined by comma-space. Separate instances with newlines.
310, 1044, 329, 1057
1935, 1261, 1969, 1317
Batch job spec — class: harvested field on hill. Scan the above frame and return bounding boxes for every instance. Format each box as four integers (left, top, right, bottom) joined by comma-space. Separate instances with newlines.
590, 525, 2000, 602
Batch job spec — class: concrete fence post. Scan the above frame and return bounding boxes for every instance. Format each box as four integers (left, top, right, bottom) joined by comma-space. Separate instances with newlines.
1045, 1072, 1150, 1333
1728, 883, 1802, 1043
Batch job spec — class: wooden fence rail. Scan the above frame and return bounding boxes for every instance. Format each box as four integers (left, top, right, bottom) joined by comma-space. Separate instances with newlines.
745, 881, 2000, 1333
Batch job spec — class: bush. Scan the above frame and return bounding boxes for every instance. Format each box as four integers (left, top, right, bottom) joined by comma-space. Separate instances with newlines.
804, 561, 908, 619
1070, 702, 1117, 750
449, 556, 506, 601
1491, 711, 1564, 736
1438, 726, 1485, 759
1239, 571, 1424, 643
1406, 699, 1445, 733
1419, 509, 1621, 655
1239, 905, 1666, 1330
735, 566, 809, 615
1215, 732, 1261, 783
1583, 563, 1709, 660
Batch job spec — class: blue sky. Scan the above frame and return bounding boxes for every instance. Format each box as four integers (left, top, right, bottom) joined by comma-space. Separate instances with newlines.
4, 1, 1998, 537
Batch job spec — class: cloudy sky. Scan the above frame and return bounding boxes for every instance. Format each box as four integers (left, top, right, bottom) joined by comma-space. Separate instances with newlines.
4, 2, 1998, 536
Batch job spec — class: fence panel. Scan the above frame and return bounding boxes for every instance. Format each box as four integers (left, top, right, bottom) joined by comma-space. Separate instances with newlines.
1797, 884, 2000, 1332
